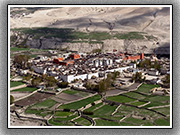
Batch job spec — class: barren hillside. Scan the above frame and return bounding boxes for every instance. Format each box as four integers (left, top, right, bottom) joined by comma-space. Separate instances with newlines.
10, 7, 170, 54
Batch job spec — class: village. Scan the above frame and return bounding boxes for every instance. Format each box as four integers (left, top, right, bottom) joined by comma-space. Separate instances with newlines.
11, 50, 170, 87
10, 49, 170, 126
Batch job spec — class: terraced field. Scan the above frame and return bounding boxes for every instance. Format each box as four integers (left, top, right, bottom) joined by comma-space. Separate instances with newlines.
19, 84, 170, 126
11, 87, 37, 92
58, 94, 101, 110
103, 84, 170, 126
25, 99, 57, 117
62, 89, 90, 97
74, 117, 91, 126
10, 81, 24, 87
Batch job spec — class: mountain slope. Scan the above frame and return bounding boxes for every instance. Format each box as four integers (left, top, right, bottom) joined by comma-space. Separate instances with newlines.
10, 7, 170, 54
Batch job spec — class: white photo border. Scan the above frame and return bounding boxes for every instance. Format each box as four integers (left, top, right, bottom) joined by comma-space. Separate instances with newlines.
8, 4, 173, 129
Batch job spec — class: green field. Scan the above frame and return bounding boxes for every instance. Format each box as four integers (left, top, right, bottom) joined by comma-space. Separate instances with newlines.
31, 99, 57, 109
10, 47, 30, 52
129, 101, 147, 106
95, 119, 120, 126
48, 118, 74, 126
154, 118, 170, 126
136, 84, 160, 94
25, 99, 57, 117
84, 103, 103, 112
123, 91, 146, 100
123, 117, 152, 126
84, 103, 123, 121
93, 105, 117, 116
143, 95, 170, 108
114, 32, 144, 40
62, 89, 89, 97
58, 94, 101, 110
74, 117, 91, 126
106, 95, 136, 103
11, 28, 154, 46
48, 110, 78, 126
20, 83, 170, 126
49, 113, 78, 126
10, 81, 24, 87
153, 107, 170, 115
54, 114, 78, 121
11, 87, 37, 92
54, 111, 73, 117
25, 108, 53, 117
10, 47, 49, 52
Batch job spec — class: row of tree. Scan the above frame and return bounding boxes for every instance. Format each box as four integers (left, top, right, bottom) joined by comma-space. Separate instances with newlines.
83, 71, 120, 93
138, 59, 161, 71
29, 74, 69, 89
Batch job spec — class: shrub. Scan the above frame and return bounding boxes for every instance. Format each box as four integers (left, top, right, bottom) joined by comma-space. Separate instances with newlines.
91, 75, 97, 79
91, 102, 95, 106
162, 74, 170, 88
10, 95, 14, 104
110, 102, 115, 106
83, 111, 94, 115
31, 77, 41, 87
63, 108, 70, 112
132, 72, 144, 83
92, 49, 102, 53
23, 74, 32, 81
71, 79, 79, 83
58, 82, 69, 88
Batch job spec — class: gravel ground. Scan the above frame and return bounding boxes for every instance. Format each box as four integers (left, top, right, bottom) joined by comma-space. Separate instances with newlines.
10, 114, 45, 126
10, 92, 30, 100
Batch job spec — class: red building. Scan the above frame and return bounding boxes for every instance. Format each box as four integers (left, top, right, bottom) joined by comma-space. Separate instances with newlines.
59, 60, 74, 66
70, 53, 80, 59
123, 53, 144, 61
53, 57, 63, 64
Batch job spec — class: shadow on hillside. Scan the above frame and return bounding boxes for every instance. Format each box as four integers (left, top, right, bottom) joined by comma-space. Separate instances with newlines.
153, 42, 170, 58
47, 17, 111, 31
116, 7, 170, 26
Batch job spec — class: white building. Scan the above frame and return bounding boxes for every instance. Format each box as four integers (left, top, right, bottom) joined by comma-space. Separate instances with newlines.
148, 68, 159, 76
60, 65, 134, 83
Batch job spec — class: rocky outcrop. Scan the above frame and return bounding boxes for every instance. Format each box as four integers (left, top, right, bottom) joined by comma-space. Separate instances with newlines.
10, 31, 168, 54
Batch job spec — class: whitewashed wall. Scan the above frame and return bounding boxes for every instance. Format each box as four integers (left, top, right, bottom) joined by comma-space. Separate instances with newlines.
60, 65, 134, 82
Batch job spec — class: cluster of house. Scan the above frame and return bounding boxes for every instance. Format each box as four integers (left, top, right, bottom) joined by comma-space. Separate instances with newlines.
10, 49, 170, 86
28, 52, 145, 83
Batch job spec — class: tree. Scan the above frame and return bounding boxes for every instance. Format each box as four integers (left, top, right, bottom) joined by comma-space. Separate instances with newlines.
10, 95, 14, 104
31, 77, 41, 87
83, 82, 98, 91
22, 74, 32, 81
46, 76, 57, 87
91, 75, 97, 79
13, 55, 30, 69
98, 80, 107, 93
71, 79, 79, 83
132, 72, 144, 82
162, 74, 170, 88
58, 82, 69, 88
138, 59, 161, 71
153, 60, 161, 71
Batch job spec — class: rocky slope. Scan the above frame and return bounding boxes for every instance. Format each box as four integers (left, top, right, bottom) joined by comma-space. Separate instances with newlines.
10, 7, 170, 54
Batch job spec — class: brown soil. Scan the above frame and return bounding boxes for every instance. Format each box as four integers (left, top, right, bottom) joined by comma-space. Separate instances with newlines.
14, 92, 53, 107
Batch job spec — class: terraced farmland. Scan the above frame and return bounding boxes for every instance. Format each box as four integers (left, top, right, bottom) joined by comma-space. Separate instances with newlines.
16, 84, 170, 126
10, 81, 24, 87
11, 87, 37, 92
58, 94, 101, 110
